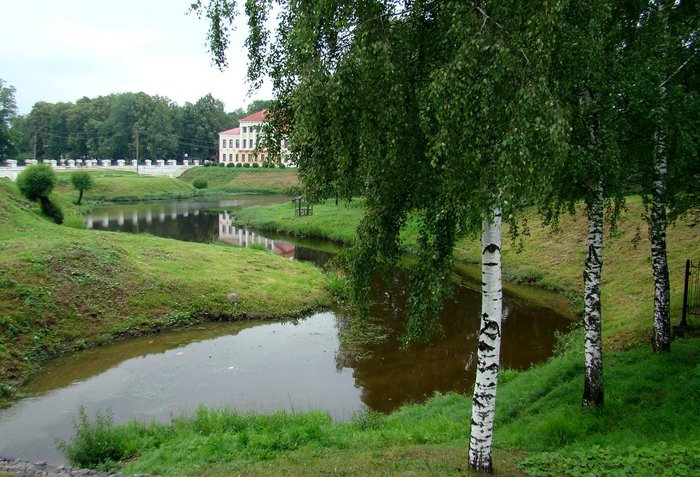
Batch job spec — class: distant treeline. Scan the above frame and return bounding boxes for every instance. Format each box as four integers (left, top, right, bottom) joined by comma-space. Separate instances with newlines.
10, 93, 272, 161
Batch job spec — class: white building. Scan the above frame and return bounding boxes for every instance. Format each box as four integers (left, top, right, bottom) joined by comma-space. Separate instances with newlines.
218, 110, 292, 166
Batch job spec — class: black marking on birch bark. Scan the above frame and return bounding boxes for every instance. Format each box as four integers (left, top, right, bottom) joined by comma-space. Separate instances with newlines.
480, 321, 501, 338
483, 262, 499, 267
483, 243, 501, 254
479, 341, 495, 352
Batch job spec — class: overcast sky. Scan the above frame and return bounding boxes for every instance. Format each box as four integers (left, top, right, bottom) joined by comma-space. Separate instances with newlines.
1, 0, 273, 115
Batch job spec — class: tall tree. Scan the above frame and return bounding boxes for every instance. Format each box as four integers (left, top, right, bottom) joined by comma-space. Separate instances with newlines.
621, 0, 699, 352
195, 0, 566, 472
0, 79, 19, 159
543, 0, 630, 408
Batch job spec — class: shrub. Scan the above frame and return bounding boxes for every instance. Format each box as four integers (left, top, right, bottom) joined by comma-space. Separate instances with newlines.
16, 164, 56, 201
192, 178, 208, 190
57, 407, 135, 471
278, 163, 286, 169
226, 163, 236, 168
243, 163, 251, 168
16, 165, 63, 223
70, 171, 94, 205
236, 163, 243, 168
252, 163, 260, 168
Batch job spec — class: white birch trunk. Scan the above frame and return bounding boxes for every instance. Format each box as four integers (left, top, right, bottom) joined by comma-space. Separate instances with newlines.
469, 207, 502, 473
651, 113, 671, 352
651, 17, 672, 352
582, 182, 604, 407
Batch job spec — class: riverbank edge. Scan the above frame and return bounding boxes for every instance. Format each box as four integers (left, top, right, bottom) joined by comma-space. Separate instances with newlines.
0, 456, 160, 477
0, 180, 331, 408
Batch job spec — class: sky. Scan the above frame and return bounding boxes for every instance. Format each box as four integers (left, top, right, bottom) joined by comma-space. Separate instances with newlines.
0, 0, 273, 115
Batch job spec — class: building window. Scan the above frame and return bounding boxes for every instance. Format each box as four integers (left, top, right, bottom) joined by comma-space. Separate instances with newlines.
243, 127, 247, 133
243, 139, 247, 148
236, 139, 239, 148
248, 154, 252, 162
250, 140, 254, 149
235, 153, 239, 162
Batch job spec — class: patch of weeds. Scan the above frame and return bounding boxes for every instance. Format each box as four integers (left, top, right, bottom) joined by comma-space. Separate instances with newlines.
520, 441, 700, 477
351, 409, 385, 431
57, 407, 136, 472
165, 310, 196, 327
248, 242, 268, 252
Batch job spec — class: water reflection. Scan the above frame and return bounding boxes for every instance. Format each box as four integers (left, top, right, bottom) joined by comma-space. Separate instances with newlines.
84, 198, 335, 266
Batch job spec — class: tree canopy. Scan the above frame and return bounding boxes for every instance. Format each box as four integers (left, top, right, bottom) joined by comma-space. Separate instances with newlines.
8, 93, 272, 161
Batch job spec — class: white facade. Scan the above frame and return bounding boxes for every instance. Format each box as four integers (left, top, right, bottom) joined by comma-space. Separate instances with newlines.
218, 110, 292, 166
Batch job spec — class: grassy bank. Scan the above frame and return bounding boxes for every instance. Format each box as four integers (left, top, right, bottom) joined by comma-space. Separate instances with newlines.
53, 171, 195, 204
61, 336, 700, 476
0, 179, 329, 400
55, 195, 700, 476
178, 167, 300, 195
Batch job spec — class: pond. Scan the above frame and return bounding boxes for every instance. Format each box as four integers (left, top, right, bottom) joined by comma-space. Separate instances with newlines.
0, 196, 574, 465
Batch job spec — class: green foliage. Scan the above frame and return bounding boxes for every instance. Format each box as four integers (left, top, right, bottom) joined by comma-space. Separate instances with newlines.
16, 164, 57, 201
520, 442, 700, 477
0, 78, 18, 159
57, 407, 138, 471
236, 162, 243, 167
192, 178, 209, 189
70, 171, 94, 193
251, 163, 259, 168
70, 171, 94, 205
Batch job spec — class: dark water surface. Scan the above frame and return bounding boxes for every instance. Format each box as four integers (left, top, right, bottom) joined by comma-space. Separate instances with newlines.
0, 196, 574, 465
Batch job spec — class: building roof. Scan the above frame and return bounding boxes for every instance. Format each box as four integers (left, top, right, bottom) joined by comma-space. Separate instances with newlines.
239, 110, 268, 122
220, 127, 240, 135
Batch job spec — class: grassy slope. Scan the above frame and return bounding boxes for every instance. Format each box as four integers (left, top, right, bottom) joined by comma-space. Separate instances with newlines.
0, 179, 329, 394
53, 171, 194, 203
75, 195, 698, 476
178, 167, 300, 194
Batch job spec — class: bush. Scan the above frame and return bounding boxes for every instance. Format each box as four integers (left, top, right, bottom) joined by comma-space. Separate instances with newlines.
70, 171, 94, 205
218, 162, 225, 167
252, 163, 260, 168
192, 178, 208, 190
243, 163, 251, 168
226, 163, 236, 167
57, 407, 136, 471
16, 164, 56, 201
278, 163, 286, 169
236, 163, 243, 168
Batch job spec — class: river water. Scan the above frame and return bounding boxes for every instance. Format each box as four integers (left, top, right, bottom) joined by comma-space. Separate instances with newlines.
0, 195, 574, 465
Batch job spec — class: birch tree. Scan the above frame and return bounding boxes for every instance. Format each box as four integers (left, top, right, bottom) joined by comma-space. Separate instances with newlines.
194, 0, 566, 473
621, 0, 699, 352
544, 0, 629, 408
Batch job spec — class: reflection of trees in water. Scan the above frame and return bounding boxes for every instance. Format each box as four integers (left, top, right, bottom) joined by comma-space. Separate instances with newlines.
333, 272, 573, 413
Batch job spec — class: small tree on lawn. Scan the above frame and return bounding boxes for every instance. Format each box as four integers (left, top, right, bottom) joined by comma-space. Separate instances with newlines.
16, 164, 63, 224
70, 171, 94, 205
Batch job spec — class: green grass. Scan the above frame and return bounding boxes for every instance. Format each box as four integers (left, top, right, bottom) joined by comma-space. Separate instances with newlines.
58, 337, 700, 476
234, 199, 367, 243
178, 166, 300, 194
53, 171, 195, 203
0, 179, 329, 397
